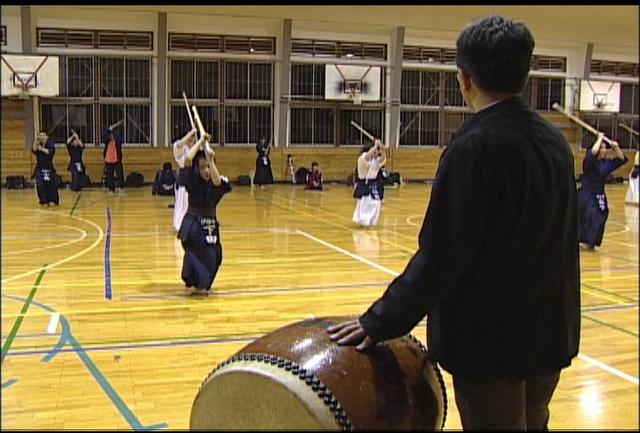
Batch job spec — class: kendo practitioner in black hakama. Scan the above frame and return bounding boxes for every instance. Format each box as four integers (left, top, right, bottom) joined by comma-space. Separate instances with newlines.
66, 130, 88, 191
578, 132, 628, 250
32, 130, 60, 207
253, 137, 274, 186
178, 134, 232, 295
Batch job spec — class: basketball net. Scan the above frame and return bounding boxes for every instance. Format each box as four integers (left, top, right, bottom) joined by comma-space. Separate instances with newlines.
347, 83, 362, 105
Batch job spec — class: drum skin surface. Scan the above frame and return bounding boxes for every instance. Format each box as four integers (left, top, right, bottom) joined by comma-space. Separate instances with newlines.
190, 316, 447, 430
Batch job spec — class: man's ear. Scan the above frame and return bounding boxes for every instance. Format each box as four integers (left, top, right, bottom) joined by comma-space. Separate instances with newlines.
457, 68, 472, 92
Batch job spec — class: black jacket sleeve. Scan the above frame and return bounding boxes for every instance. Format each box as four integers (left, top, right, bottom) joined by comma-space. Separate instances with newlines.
359, 139, 492, 341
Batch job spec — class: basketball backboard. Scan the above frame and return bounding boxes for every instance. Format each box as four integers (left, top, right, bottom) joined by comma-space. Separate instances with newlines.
579, 80, 620, 112
325, 64, 381, 102
1, 54, 59, 97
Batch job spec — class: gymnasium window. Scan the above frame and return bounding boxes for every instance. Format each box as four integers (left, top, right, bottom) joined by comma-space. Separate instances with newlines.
225, 61, 273, 145
399, 111, 440, 147
170, 105, 219, 145
224, 105, 273, 145
290, 64, 325, 100
39, 55, 152, 146
534, 77, 565, 110
169, 59, 273, 146
169, 59, 220, 143
290, 107, 334, 145
442, 72, 466, 107
401, 70, 440, 107
339, 109, 385, 146
399, 68, 469, 147
40, 103, 94, 144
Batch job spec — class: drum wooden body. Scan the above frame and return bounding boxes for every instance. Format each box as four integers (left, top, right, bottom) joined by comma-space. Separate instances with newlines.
190, 317, 447, 430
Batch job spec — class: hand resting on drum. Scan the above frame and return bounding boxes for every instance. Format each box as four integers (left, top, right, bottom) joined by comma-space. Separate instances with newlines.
327, 319, 374, 351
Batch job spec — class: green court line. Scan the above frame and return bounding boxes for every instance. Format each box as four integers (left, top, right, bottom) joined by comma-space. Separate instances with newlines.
582, 314, 639, 337
69, 193, 83, 216
581, 282, 638, 303
1, 266, 47, 363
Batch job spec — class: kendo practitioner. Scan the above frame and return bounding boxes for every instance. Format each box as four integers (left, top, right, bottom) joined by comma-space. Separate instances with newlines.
253, 137, 274, 187
32, 130, 60, 206
624, 150, 639, 205
173, 128, 198, 231
178, 133, 232, 295
352, 139, 386, 227
578, 132, 628, 250
66, 129, 87, 191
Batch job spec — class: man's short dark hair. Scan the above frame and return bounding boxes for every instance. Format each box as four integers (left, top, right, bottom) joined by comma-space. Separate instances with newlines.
456, 15, 534, 94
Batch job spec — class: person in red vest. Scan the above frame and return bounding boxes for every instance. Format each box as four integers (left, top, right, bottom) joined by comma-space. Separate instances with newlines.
101, 120, 125, 192
304, 161, 323, 191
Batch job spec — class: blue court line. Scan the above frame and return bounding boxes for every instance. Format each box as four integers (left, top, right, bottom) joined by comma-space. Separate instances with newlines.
2, 295, 167, 430
4, 302, 637, 359
122, 281, 385, 301
104, 207, 112, 301
1, 379, 18, 390
581, 303, 639, 313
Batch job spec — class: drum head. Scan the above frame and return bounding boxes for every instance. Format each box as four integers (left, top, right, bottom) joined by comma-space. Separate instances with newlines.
190, 360, 340, 430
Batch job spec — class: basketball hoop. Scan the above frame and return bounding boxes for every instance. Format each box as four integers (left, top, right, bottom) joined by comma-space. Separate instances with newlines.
1, 54, 59, 98
593, 94, 608, 110
325, 64, 381, 103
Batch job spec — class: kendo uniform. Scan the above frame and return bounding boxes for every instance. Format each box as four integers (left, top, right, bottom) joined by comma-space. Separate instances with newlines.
173, 139, 190, 231
625, 152, 639, 205
178, 156, 232, 292
67, 142, 87, 191
578, 150, 628, 248
33, 140, 60, 205
352, 154, 383, 227
253, 140, 274, 185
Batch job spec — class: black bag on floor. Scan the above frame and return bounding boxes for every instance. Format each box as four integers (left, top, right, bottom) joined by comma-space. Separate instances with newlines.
237, 175, 251, 186
125, 172, 145, 187
295, 167, 309, 185
389, 172, 402, 185
6, 175, 26, 189
152, 163, 176, 195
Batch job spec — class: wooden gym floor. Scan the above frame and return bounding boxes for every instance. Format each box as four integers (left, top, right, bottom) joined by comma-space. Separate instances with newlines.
1, 182, 638, 430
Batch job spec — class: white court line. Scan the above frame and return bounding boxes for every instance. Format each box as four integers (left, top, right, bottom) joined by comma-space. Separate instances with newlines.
578, 353, 639, 385
405, 215, 423, 227
297, 229, 639, 387
605, 220, 632, 237
1, 210, 105, 284
47, 313, 60, 334
4, 225, 88, 256
296, 229, 399, 278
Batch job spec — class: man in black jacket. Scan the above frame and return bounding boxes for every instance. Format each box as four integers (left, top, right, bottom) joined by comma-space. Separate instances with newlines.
328, 15, 580, 430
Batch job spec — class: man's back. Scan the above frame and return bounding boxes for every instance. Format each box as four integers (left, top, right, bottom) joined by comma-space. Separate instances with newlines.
425, 96, 580, 380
